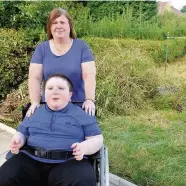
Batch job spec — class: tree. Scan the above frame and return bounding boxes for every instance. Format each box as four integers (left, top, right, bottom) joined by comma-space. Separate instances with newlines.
86, 1, 158, 22
180, 5, 186, 13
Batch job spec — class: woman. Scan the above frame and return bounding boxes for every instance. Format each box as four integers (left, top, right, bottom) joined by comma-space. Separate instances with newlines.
27, 8, 96, 117
0, 74, 103, 186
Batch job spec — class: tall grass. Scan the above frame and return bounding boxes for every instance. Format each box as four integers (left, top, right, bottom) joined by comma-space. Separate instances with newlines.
75, 8, 186, 40
84, 38, 159, 117
1, 29, 186, 121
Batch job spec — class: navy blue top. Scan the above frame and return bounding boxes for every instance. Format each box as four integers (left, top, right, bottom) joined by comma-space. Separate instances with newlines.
17, 103, 101, 163
30, 39, 94, 101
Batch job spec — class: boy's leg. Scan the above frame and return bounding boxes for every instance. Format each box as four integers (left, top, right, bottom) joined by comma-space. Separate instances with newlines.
0, 153, 40, 186
48, 159, 96, 186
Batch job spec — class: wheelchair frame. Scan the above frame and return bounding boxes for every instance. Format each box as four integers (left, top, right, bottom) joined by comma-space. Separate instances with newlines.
5, 102, 109, 186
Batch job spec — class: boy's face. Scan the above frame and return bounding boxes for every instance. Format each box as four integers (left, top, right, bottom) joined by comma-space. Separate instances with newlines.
45, 77, 72, 110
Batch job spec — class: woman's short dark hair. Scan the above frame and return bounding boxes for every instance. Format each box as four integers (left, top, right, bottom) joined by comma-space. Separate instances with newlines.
44, 74, 73, 92
46, 8, 76, 40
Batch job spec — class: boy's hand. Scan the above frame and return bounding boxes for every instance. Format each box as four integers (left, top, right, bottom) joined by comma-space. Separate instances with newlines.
10, 135, 24, 154
71, 143, 85, 161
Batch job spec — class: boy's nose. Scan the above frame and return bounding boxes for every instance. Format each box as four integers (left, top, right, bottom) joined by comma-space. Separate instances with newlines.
53, 88, 59, 94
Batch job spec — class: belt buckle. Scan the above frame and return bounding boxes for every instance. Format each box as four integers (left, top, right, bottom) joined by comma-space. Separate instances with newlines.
40, 149, 47, 158
35, 149, 48, 158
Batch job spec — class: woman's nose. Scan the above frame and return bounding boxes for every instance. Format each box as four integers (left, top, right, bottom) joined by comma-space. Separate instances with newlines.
56, 23, 62, 28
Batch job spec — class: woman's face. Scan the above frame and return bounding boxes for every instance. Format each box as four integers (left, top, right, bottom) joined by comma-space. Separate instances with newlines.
45, 77, 72, 110
51, 15, 70, 39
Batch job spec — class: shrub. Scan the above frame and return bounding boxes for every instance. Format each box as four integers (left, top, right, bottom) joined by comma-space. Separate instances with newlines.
1, 29, 186, 119
85, 37, 159, 116
0, 29, 35, 99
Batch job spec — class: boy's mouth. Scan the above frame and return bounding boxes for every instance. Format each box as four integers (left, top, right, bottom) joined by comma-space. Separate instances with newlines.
52, 97, 59, 101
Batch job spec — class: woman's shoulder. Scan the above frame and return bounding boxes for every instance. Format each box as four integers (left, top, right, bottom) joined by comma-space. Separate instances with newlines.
36, 40, 49, 48
32, 40, 50, 56
73, 38, 88, 47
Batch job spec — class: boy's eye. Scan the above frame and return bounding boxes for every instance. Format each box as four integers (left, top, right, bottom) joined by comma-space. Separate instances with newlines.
59, 87, 64, 90
47, 87, 53, 90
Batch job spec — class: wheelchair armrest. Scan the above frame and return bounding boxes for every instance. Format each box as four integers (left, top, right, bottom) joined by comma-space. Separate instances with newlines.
90, 150, 101, 160
88, 145, 105, 160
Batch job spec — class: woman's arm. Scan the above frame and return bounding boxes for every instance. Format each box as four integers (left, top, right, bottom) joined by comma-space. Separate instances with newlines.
81, 61, 96, 115
71, 134, 103, 160
82, 61, 96, 101
27, 63, 43, 116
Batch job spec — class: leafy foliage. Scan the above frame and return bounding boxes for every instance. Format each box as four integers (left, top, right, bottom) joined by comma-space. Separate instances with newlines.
0, 29, 40, 99
0, 1, 157, 30
180, 5, 186, 13
86, 1, 157, 21
1, 27, 186, 116
0, 1, 85, 29
1, 1, 186, 40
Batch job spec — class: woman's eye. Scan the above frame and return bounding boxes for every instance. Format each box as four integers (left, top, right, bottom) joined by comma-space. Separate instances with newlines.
52, 22, 57, 24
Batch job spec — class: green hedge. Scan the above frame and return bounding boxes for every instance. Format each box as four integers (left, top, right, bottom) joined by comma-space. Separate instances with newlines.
0, 29, 39, 99
1, 29, 186, 117
85, 37, 186, 116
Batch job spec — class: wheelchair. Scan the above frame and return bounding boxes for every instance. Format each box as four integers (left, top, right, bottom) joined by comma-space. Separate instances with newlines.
5, 102, 109, 186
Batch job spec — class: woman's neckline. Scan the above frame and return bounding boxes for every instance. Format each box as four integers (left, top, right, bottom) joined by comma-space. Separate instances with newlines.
48, 39, 74, 57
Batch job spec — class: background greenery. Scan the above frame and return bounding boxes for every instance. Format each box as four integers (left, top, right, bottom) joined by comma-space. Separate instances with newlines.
1, 1, 186, 186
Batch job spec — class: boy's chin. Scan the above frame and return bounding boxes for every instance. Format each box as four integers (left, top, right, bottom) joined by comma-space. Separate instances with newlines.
51, 103, 67, 110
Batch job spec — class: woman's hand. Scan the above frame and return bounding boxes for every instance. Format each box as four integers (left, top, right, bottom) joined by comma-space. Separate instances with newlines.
71, 143, 85, 161
26, 102, 40, 117
10, 133, 25, 154
82, 100, 95, 116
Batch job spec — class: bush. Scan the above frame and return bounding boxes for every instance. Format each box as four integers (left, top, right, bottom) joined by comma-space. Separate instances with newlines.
131, 39, 186, 65
0, 29, 36, 99
85, 37, 159, 116
1, 29, 186, 119
1, 2, 186, 40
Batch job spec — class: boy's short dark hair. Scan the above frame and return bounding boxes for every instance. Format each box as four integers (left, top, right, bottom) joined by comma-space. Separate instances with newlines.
44, 74, 73, 92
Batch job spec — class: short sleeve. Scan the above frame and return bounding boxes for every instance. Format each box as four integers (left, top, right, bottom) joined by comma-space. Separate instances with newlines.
82, 117, 102, 137
81, 42, 94, 63
30, 43, 43, 64
17, 117, 30, 136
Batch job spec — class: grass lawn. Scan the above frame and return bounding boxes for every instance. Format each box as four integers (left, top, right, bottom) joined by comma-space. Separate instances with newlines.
101, 110, 186, 186
101, 59, 186, 186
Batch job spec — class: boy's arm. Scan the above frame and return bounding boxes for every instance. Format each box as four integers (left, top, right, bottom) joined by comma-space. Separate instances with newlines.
17, 117, 30, 137
71, 134, 103, 161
